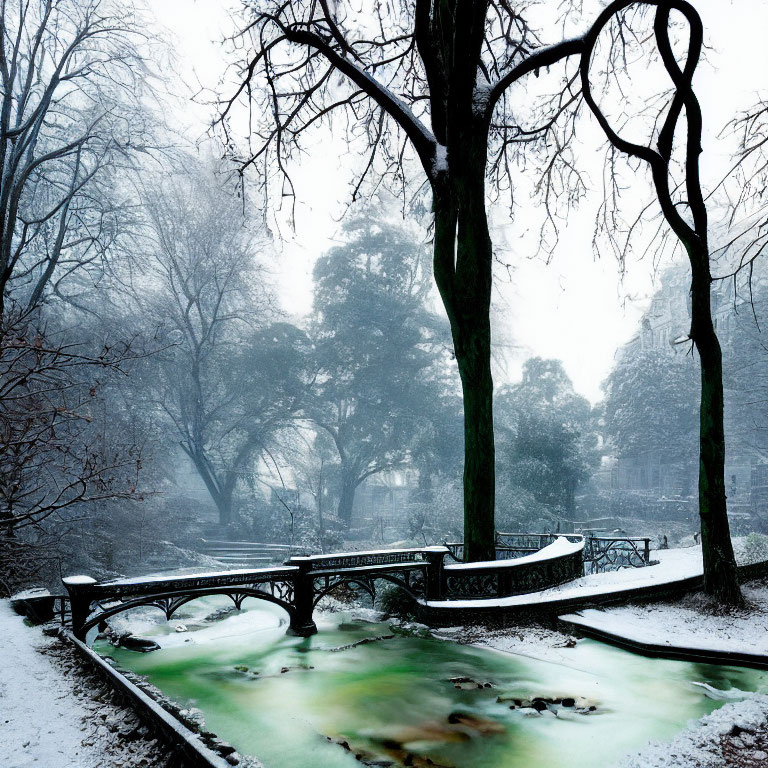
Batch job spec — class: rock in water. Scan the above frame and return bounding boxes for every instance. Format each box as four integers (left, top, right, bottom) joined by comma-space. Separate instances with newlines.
119, 634, 161, 652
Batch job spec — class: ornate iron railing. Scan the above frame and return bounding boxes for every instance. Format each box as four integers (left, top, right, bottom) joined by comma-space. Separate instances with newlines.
440, 536, 585, 601
583, 536, 651, 574
448, 532, 652, 573
445, 532, 581, 562
302, 547, 436, 571
63, 535, 621, 640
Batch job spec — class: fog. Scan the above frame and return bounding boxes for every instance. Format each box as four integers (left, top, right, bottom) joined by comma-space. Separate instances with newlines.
2, 0, 768, 594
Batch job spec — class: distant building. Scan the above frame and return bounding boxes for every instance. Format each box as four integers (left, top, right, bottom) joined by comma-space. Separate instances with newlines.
351, 468, 418, 540
611, 263, 762, 513
612, 450, 695, 496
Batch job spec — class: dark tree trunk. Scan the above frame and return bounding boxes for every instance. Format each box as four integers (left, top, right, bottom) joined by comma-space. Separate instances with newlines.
432, 129, 496, 562
185, 449, 233, 527
689, 261, 742, 604
205, 477, 234, 528
580, 1, 742, 604
454, 310, 495, 562
337, 473, 358, 528
213, 493, 233, 528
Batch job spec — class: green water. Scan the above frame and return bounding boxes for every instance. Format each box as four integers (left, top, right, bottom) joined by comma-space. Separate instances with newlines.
96, 599, 768, 768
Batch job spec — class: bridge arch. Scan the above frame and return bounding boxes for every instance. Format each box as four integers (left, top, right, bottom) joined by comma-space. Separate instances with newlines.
79, 587, 296, 640
312, 573, 423, 609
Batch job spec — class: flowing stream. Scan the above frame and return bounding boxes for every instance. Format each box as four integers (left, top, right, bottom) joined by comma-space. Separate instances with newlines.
95, 598, 768, 768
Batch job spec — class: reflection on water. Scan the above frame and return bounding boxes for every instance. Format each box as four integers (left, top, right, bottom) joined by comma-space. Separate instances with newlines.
95, 598, 768, 768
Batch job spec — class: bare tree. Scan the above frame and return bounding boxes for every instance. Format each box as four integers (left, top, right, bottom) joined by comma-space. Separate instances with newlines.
0, 0, 165, 592
0, 0, 158, 316
579, 0, 741, 603
712, 98, 768, 285
127, 160, 313, 527
222, 0, 588, 560
0, 309, 146, 594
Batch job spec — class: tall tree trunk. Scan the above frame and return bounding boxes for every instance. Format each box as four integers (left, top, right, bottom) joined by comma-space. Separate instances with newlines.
207, 480, 234, 528
215, 491, 234, 529
432, 135, 496, 562
564, 478, 576, 521
689, 261, 742, 603
337, 472, 358, 528
185, 449, 233, 527
454, 315, 495, 562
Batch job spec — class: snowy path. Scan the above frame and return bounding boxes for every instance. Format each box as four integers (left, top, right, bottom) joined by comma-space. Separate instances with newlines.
0, 600, 164, 768
560, 581, 768, 660
0, 601, 103, 768
426, 546, 704, 609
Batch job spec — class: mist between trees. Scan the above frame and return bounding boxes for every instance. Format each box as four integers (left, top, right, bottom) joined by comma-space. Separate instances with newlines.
1, 0, 767, 603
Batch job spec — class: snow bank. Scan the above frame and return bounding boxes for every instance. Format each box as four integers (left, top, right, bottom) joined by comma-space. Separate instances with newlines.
616, 694, 768, 768
0, 600, 166, 768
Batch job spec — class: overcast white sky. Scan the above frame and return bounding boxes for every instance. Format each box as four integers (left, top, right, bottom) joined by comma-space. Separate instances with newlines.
146, 0, 768, 403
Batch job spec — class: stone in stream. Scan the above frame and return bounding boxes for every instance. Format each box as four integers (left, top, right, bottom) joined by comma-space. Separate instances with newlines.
210, 738, 237, 756
453, 681, 481, 690
117, 634, 161, 653
204, 606, 239, 623
500, 694, 592, 716
449, 675, 494, 690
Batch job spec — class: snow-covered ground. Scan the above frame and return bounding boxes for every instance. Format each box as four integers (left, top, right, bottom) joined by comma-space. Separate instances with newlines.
619, 694, 768, 768
561, 581, 768, 656
0, 600, 167, 768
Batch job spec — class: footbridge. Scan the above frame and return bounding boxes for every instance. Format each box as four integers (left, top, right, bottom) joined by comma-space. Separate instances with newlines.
63, 534, 589, 641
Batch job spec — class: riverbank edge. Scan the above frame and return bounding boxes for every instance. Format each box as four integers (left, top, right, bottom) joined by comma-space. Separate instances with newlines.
62, 628, 248, 768
557, 613, 768, 669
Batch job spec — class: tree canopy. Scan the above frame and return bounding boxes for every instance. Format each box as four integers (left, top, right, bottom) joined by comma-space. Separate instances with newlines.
496, 358, 599, 523
309, 213, 449, 526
